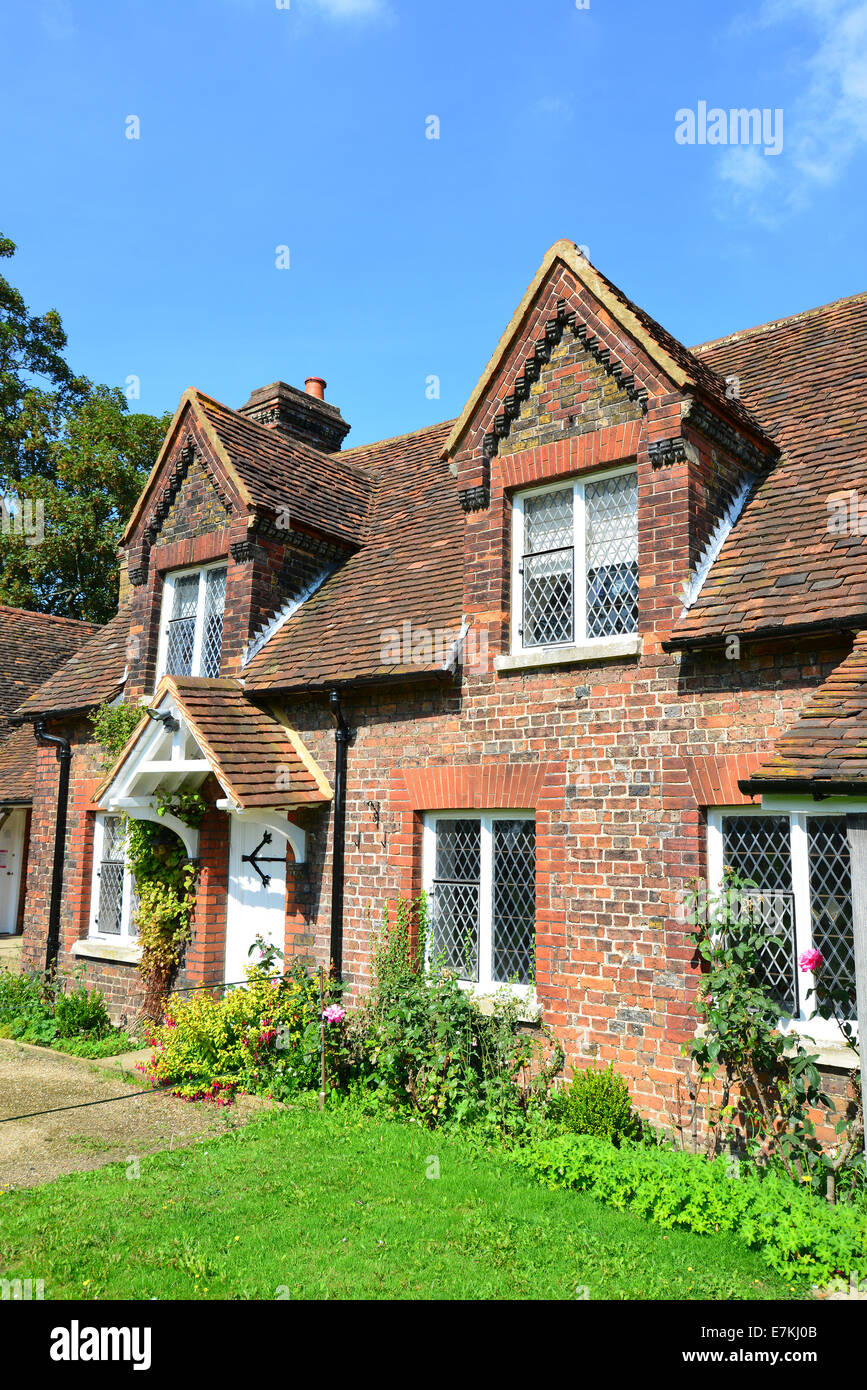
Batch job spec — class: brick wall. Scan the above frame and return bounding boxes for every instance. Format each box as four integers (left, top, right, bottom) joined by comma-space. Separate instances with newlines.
275, 629, 853, 1139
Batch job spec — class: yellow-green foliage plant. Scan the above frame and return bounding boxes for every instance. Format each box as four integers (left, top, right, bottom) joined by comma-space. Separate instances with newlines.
142, 957, 344, 1102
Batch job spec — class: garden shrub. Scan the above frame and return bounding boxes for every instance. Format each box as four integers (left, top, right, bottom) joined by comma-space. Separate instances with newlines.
351, 898, 564, 1137
0, 968, 130, 1053
515, 1132, 867, 1286
0, 969, 56, 1043
143, 959, 343, 1102
54, 983, 112, 1039
553, 1063, 642, 1145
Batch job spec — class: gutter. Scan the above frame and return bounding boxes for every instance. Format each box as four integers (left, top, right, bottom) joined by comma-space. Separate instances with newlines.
663, 617, 863, 654
328, 689, 351, 982
33, 720, 72, 975
739, 776, 867, 801
245, 666, 456, 698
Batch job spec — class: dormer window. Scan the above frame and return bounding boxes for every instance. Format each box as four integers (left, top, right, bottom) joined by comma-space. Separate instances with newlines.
511, 467, 638, 653
156, 563, 226, 682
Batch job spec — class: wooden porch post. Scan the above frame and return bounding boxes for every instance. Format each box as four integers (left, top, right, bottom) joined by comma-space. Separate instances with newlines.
845, 815, 867, 1170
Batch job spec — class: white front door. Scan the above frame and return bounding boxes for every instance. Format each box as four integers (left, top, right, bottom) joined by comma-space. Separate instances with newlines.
0, 810, 26, 935
225, 818, 287, 985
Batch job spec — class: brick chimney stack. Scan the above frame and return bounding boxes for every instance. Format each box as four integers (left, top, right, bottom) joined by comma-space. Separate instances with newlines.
238, 378, 350, 452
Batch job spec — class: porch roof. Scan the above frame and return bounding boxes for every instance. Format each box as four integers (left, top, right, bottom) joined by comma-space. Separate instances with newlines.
95, 676, 332, 812
740, 631, 867, 796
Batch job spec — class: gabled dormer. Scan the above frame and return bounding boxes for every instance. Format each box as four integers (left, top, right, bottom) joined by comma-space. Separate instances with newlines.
118, 380, 372, 700
442, 240, 778, 671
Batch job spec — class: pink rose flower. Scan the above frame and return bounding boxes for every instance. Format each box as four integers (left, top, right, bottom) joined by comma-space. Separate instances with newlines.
322, 1004, 346, 1024
799, 948, 824, 973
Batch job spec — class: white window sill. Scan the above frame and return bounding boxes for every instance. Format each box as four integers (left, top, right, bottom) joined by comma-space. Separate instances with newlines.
72, 939, 142, 966
778, 1021, 859, 1070
457, 981, 542, 1024
495, 635, 642, 673
695, 1020, 858, 1070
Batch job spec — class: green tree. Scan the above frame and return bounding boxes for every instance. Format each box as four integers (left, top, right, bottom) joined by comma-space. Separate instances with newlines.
0, 235, 170, 621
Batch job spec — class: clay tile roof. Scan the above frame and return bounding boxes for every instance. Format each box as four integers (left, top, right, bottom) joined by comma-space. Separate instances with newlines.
242, 420, 463, 690
742, 631, 867, 793
0, 605, 99, 730
16, 606, 131, 718
97, 676, 332, 811
0, 724, 42, 804
0, 605, 100, 803
671, 291, 867, 645
194, 392, 373, 546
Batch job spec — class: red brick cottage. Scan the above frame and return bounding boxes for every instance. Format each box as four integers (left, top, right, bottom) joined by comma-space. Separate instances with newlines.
0, 607, 99, 947
7, 241, 867, 1127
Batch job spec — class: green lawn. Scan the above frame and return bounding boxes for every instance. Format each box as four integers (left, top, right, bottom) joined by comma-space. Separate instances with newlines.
0, 1102, 805, 1300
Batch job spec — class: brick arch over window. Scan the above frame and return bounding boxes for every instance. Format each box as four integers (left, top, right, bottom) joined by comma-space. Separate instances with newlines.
683, 754, 763, 809
399, 762, 550, 812
386, 760, 567, 1020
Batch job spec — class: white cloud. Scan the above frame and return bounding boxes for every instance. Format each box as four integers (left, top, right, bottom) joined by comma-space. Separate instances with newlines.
722, 0, 867, 218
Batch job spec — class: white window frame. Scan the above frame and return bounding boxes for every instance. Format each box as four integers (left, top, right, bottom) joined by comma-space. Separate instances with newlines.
87, 813, 137, 944
421, 809, 536, 998
510, 464, 638, 656
155, 560, 226, 686
707, 806, 857, 1046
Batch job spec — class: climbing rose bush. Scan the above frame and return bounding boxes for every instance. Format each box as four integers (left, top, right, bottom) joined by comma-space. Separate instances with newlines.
799, 949, 825, 973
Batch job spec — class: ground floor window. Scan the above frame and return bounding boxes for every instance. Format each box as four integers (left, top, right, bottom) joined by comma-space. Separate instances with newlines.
422, 811, 536, 991
707, 809, 855, 1024
88, 814, 137, 942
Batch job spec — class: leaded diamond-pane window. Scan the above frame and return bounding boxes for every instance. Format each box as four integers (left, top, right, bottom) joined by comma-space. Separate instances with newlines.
722, 814, 796, 1014
201, 567, 226, 678
426, 814, 536, 993
492, 819, 535, 985
585, 472, 638, 638
522, 489, 574, 647
808, 818, 856, 1021
514, 469, 638, 652
160, 564, 227, 681
431, 819, 480, 980
715, 811, 856, 1027
165, 573, 199, 677
97, 816, 125, 936
91, 814, 135, 942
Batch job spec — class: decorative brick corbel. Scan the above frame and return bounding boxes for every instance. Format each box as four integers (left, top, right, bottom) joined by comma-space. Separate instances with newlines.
127, 539, 150, 586
459, 484, 491, 512
648, 436, 689, 467
230, 539, 259, 564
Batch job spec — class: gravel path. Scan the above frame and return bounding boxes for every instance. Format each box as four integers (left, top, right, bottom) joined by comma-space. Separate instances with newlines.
0, 1039, 268, 1190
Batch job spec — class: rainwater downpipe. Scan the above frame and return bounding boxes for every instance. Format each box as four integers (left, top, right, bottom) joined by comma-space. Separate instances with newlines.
33, 720, 71, 975
328, 688, 350, 981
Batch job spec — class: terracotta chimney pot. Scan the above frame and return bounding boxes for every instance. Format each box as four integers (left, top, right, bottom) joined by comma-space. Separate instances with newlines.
305, 377, 326, 400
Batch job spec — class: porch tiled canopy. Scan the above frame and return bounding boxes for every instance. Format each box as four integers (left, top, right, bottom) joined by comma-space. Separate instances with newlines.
94, 676, 332, 857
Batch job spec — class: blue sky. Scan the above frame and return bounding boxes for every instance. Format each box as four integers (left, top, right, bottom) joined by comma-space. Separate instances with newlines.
2, 0, 866, 446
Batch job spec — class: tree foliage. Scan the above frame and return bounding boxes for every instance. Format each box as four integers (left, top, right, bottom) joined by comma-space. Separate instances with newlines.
0, 234, 170, 621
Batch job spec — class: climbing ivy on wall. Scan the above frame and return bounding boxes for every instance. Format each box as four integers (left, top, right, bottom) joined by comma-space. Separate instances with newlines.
90, 700, 208, 1018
